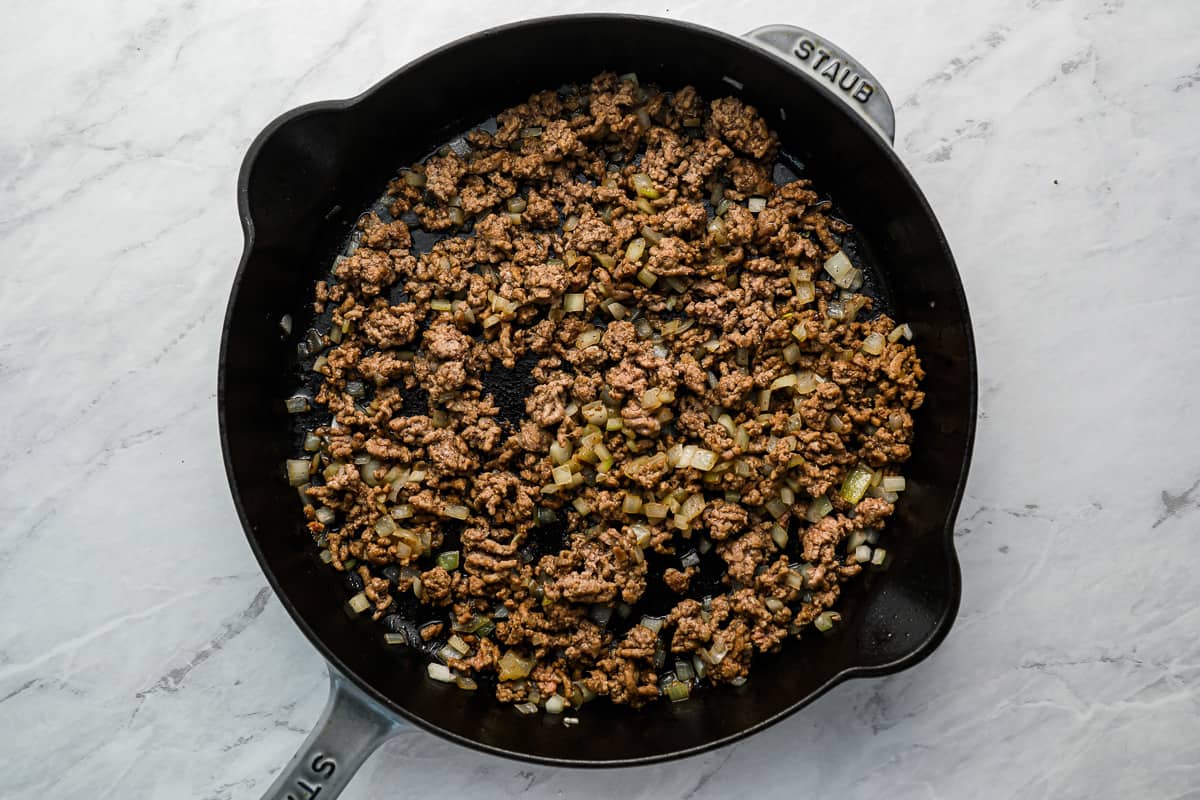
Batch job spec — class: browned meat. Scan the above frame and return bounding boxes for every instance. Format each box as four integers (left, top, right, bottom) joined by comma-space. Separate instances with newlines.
290, 73, 924, 711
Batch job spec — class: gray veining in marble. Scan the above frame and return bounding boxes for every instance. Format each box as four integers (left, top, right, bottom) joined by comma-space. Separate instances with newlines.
2, 0, 1198, 797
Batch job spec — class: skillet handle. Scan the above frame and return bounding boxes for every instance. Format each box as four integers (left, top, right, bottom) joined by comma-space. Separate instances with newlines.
744, 25, 896, 144
261, 665, 406, 800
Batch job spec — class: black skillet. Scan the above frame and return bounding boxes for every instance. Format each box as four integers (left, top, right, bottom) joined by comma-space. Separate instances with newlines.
220, 15, 976, 798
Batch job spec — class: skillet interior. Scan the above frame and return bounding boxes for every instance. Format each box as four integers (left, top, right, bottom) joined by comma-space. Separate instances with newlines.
220, 14, 975, 765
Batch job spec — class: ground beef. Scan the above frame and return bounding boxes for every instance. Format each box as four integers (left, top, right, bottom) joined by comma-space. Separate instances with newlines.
361, 301, 419, 349
290, 74, 923, 712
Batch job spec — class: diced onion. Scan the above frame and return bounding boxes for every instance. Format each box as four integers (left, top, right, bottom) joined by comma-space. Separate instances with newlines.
665, 680, 691, 702
347, 592, 370, 614
770, 373, 798, 390
576, 329, 603, 349
871, 547, 889, 567
718, 414, 737, 436
806, 496, 833, 522
882, 476, 907, 492
854, 545, 872, 563
581, 400, 608, 425
641, 225, 663, 245
644, 503, 669, 520
823, 250, 858, 288
507, 197, 527, 213
814, 611, 841, 632
637, 268, 657, 287
427, 663, 455, 683
631, 173, 659, 199
680, 493, 706, 521
847, 530, 868, 552
640, 615, 665, 635
286, 459, 311, 486
765, 498, 788, 519
770, 525, 788, 548
444, 504, 470, 520
383, 632, 407, 646
690, 448, 718, 472
545, 694, 566, 714
498, 651, 535, 680
707, 216, 729, 244
285, 396, 311, 414
623, 494, 643, 514
791, 281, 816, 307
888, 323, 914, 343
552, 465, 573, 486
551, 441, 574, 465
572, 498, 592, 516
631, 524, 652, 548
862, 332, 886, 355
563, 293, 586, 312
748, 196, 767, 213
514, 702, 538, 715
794, 372, 818, 394
626, 237, 646, 262
437, 551, 460, 571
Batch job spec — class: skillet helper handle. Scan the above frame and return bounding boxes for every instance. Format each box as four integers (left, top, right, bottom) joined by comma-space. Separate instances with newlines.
744, 25, 896, 145
262, 666, 405, 800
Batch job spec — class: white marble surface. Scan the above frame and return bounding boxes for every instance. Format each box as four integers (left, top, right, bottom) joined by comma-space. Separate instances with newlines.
2, 0, 1198, 797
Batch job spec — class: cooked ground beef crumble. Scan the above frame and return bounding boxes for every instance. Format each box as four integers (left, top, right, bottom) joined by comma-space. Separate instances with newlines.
286, 73, 923, 711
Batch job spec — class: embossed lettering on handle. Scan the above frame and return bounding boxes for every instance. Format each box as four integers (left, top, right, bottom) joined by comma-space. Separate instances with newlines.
263, 667, 407, 800
744, 25, 896, 144
281, 753, 337, 799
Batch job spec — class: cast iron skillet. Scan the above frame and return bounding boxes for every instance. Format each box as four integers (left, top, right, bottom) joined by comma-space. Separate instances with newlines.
220, 14, 976, 798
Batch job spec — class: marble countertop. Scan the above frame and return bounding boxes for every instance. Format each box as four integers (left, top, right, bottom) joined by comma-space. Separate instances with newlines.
3, 0, 1198, 797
